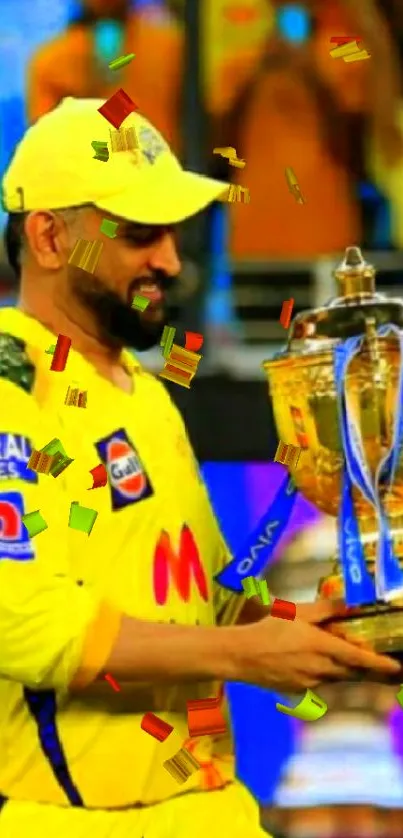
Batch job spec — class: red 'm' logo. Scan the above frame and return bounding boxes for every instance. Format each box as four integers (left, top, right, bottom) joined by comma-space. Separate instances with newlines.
153, 525, 209, 605
0, 501, 21, 540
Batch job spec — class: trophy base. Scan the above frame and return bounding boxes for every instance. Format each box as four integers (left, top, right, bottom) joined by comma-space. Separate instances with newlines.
325, 605, 403, 683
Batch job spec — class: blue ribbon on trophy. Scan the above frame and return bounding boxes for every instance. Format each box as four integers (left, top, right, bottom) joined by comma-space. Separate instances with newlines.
214, 471, 298, 593
334, 325, 403, 605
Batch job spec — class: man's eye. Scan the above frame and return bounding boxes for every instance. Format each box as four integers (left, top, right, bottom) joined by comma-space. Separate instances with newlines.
124, 227, 164, 245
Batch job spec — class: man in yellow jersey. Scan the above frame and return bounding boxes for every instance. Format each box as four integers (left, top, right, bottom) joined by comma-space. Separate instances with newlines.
0, 98, 399, 838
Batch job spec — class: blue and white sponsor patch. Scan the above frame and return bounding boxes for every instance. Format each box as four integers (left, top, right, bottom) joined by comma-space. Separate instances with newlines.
94, 428, 153, 511
0, 433, 38, 483
0, 491, 35, 560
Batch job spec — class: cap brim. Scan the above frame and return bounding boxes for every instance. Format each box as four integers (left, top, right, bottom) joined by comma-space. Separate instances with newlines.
94, 169, 229, 225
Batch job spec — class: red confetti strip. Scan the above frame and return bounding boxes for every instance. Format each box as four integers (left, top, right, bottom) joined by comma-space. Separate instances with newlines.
280, 299, 294, 330
98, 89, 139, 130
184, 331, 204, 353
330, 36, 362, 45
50, 334, 71, 372
104, 673, 121, 691
186, 696, 227, 737
271, 598, 297, 621
141, 712, 174, 742
88, 463, 108, 489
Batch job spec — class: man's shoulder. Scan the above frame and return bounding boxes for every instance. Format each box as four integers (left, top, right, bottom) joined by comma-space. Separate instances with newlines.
0, 332, 36, 395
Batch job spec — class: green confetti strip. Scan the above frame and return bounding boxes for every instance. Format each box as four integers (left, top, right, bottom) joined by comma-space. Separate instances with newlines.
131, 294, 150, 311
22, 510, 48, 538
160, 325, 176, 358
108, 53, 136, 71
69, 501, 98, 536
100, 219, 118, 238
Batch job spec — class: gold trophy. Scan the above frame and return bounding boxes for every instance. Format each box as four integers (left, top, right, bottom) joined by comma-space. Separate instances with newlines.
263, 246, 403, 678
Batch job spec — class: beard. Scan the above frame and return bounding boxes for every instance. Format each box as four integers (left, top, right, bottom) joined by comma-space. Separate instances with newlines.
70, 269, 173, 351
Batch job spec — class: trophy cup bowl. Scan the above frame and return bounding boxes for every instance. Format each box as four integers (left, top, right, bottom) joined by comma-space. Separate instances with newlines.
263, 247, 403, 681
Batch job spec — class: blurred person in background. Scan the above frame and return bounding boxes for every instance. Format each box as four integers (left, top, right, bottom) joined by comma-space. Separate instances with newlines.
223, 0, 403, 259
27, 0, 183, 149
368, 0, 403, 250
27, 0, 403, 261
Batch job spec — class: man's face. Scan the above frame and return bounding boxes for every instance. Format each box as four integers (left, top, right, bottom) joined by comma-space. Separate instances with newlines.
63, 207, 181, 351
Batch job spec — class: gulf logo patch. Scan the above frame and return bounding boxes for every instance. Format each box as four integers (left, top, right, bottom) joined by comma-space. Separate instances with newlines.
94, 428, 153, 510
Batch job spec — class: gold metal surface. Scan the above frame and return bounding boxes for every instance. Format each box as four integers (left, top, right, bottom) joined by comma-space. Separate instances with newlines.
263, 247, 403, 676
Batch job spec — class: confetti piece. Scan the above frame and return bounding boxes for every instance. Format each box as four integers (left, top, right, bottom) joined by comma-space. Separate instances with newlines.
108, 53, 136, 71
22, 510, 48, 538
68, 239, 103, 274
93, 150, 109, 163
50, 334, 71, 372
104, 673, 120, 692
132, 295, 150, 311
49, 452, 74, 478
241, 576, 271, 605
343, 49, 371, 62
330, 36, 362, 45
27, 450, 57, 475
91, 140, 108, 152
39, 438, 74, 477
64, 386, 87, 408
276, 689, 328, 721
141, 712, 174, 742
241, 576, 259, 598
160, 325, 176, 358
100, 219, 118, 238
213, 145, 236, 159
396, 685, 403, 708
271, 598, 297, 621
184, 331, 204, 352
41, 438, 67, 457
45, 345, 56, 355
227, 184, 250, 203
159, 345, 202, 389
329, 41, 361, 59
163, 747, 201, 784
91, 140, 109, 162
68, 501, 98, 536
88, 464, 108, 489
284, 167, 305, 204
258, 579, 271, 606
109, 126, 139, 153
274, 441, 302, 470
213, 146, 246, 168
280, 298, 294, 329
98, 89, 139, 130
187, 696, 227, 737
290, 405, 309, 448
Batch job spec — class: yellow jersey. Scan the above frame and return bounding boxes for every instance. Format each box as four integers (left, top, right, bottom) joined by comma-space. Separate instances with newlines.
0, 307, 237, 809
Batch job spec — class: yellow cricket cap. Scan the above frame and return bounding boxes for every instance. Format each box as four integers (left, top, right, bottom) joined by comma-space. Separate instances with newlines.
2, 97, 228, 224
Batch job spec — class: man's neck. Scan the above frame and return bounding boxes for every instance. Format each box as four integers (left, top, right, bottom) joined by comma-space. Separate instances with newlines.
16, 298, 133, 391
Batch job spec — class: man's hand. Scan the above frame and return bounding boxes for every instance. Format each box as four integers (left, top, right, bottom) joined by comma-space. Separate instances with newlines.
235, 599, 401, 693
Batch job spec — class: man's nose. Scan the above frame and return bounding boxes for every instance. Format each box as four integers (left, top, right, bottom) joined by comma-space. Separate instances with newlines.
150, 232, 181, 278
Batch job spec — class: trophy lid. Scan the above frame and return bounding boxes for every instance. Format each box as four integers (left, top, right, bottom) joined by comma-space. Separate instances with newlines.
284, 246, 403, 354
